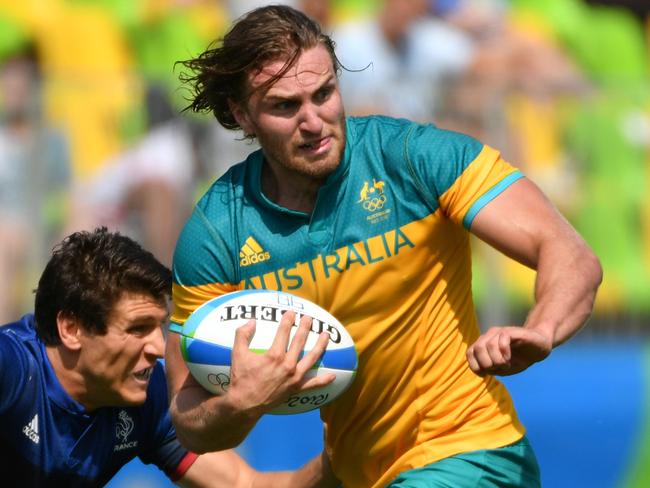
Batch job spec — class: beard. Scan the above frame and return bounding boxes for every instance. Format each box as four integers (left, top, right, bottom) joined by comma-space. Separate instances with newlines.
256, 116, 347, 181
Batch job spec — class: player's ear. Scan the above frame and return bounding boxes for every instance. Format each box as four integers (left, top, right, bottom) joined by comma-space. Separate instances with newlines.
56, 312, 82, 351
228, 99, 255, 137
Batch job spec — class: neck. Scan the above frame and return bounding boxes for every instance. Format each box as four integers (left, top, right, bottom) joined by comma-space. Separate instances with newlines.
46, 345, 92, 410
261, 159, 324, 213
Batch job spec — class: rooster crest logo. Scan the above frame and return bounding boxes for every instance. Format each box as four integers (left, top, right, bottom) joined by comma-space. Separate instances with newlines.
116, 410, 134, 443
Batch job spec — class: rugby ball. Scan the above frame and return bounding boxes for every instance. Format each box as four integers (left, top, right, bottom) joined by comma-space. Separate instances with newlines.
176, 289, 357, 414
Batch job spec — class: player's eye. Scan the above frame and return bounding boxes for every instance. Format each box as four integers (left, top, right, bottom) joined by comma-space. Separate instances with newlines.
275, 100, 296, 111
315, 86, 332, 102
128, 324, 152, 336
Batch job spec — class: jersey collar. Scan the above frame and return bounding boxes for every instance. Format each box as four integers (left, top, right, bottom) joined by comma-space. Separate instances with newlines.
247, 118, 353, 216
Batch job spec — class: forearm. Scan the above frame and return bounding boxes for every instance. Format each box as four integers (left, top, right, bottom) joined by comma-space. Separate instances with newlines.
251, 451, 340, 488
524, 235, 602, 347
166, 329, 264, 453
166, 315, 335, 453
467, 178, 603, 376
170, 386, 262, 453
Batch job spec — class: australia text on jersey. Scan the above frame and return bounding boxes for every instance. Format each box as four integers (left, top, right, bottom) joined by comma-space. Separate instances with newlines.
241, 227, 415, 290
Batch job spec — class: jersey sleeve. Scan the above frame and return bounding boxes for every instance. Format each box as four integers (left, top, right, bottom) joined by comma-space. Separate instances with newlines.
0, 326, 28, 414
137, 362, 198, 478
403, 123, 524, 229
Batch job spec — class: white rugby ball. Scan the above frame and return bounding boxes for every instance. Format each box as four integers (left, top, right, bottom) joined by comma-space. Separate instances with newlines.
177, 289, 357, 414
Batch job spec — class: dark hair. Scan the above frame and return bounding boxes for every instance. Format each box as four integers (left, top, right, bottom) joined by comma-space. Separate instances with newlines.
178, 4, 341, 130
34, 227, 171, 345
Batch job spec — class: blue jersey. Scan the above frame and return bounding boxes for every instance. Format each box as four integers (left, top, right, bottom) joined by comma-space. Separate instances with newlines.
0, 315, 194, 487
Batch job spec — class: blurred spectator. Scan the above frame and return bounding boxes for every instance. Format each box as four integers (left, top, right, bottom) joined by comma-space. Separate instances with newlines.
510, 0, 648, 83
0, 0, 644, 325
0, 1, 140, 179
438, 0, 588, 95
67, 0, 269, 268
72, 85, 198, 267
507, 0, 650, 314
123, 0, 230, 114
332, 0, 475, 121
332, 0, 587, 126
434, 0, 589, 202
0, 36, 72, 324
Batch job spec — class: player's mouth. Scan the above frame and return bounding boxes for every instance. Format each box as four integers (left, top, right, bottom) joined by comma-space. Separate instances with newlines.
299, 136, 332, 155
133, 367, 153, 382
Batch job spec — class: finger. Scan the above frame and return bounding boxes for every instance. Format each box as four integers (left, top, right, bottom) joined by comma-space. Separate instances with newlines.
466, 346, 481, 374
471, 340, 495, 372
467, 327, 515, 374
499, 331, 512, 362
485, 332, 508, 368
232, 319, 256, 357
466, 335, 488, 374
509, 328, 552, 364
296, 331, 330, 376
269, 310, 295, 353
286, 314, 313, 363
300, 372, 336, 390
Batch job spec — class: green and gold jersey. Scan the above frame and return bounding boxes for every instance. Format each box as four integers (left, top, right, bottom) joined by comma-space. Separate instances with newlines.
171, 115, 526, 487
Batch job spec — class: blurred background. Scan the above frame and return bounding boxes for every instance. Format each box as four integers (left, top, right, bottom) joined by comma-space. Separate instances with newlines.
0, 0, 648, 486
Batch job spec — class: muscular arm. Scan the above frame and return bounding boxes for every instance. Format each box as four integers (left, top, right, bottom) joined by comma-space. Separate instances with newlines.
166, 312, 334, 453
251, 450, 340, 488
177, 449, 339, 488
165, 330, 259, 452
466, 178, 602, 375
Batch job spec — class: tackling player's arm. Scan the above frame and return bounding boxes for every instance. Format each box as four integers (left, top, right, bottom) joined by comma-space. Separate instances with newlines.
177, 449, 339, 488
466, 177, 603, 376
166, 311, 334, 453
267, 450, 341, 488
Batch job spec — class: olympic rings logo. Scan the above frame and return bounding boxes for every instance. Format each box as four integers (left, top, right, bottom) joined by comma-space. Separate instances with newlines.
362, 194, 387, 212
207, 373, 231, 392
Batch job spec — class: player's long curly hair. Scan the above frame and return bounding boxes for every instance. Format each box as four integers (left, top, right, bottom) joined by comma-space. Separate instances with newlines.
34, 227, 171, 345
178, 4, 342, 131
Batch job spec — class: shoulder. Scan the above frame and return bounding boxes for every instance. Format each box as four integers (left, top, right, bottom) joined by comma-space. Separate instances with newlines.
347, 115, 481, 158
175, 159, 248, 251
346, 115, 417, 143
0, 316, 41, 410
172, 162, 249, 286
347, 114, 452, 138
191, 156, 252, 224
0, 315, 38, 356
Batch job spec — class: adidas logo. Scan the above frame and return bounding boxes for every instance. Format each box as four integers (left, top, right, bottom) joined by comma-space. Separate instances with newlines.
23, 414, 39, 444
240, 237, 270, 267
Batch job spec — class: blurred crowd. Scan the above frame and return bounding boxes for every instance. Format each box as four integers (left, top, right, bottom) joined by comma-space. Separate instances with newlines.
0, 0, 648, 330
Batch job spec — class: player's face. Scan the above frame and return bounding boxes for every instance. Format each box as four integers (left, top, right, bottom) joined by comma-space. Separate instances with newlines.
233, 44, 346, 182
78, 293, 168, 409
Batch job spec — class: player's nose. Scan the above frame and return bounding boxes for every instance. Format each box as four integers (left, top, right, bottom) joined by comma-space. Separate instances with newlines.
145, 326, 165, 358
299, 103, 323, 133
